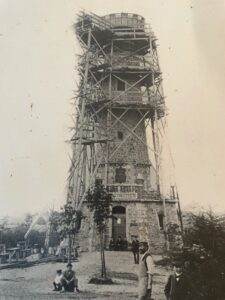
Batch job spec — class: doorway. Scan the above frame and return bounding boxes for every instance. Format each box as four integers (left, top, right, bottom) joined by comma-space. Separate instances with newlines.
112, 206, 126, 241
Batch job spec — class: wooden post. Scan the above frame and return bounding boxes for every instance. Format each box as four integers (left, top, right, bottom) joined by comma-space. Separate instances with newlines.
154, 97, 169, 251
177, 191, 184, 233
74, 28, 92, 208
105, 39, 112, 187
152, 106, 160, 194
162, 195, 170, 252
68, 234, 72, 264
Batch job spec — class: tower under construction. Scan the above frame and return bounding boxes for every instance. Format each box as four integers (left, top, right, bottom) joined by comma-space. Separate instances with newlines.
68, 11, 181, 253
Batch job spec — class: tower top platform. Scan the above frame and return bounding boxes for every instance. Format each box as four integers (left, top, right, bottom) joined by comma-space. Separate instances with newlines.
75, 11, 155, 39
102, 13, 145, 29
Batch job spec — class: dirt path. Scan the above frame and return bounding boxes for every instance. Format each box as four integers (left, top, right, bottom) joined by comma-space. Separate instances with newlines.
0, 251, 169, 300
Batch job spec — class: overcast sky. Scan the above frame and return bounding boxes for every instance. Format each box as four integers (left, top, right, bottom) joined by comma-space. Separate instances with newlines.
0, 0, 225, 218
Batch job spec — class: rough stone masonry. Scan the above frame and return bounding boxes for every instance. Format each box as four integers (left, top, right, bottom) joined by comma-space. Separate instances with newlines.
74, 12, 179, 254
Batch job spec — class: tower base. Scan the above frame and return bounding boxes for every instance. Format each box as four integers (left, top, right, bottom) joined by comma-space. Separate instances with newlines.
76, 199, 179, 254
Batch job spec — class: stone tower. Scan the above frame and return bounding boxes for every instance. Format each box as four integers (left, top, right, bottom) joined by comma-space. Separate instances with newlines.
69, 12, 180, 253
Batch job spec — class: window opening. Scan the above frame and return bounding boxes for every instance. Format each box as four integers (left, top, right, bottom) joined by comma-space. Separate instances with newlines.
95, 178, 103, 185
118, 131, 123, 140
115, 167, 126, 183
158, 214, 164, 230
117, 79, 126, 91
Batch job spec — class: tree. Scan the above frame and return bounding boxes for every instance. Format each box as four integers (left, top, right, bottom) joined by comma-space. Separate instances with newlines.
57, 202, 82, 263
23, 213, 33, 228
44, 210, 61, 250
167, 222, 183, 252
2, 223, 46, 249
2, 226, 27, 248
170, 210, 225, 300
86, 182, 113, 279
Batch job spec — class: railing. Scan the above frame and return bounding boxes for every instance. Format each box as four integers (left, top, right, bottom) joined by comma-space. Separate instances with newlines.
87, 54, 160, 72
85, 88, 107, 103
111, 90, 142, 102
112, 27, 150, 37
76, 11, 112, 32
111, 90, 163, 105
102, 13, 152, 34
76, 11, 157, 42
112, 55, 144, 66
112, 57, 160, 72
85, 89, 164, 106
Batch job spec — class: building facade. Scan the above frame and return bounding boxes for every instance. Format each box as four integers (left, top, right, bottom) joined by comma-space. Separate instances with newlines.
70, 12, 180, 254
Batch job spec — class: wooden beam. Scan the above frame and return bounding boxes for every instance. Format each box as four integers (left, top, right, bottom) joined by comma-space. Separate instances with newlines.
109, 110, 157, 169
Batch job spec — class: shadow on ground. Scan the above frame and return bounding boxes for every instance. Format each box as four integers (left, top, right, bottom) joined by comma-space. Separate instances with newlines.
109, 271, 138, 281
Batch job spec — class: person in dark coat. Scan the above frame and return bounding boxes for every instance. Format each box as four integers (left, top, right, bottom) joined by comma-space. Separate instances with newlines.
131, 237, 139, 264
122, 238, 128, 251
164, 262, 191, 300
61, 263, 80, 293
109, 238, 115, 251
116, 236, 123, 251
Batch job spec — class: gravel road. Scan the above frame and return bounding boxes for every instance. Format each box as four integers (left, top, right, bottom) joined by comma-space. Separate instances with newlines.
0, 251, 169, 300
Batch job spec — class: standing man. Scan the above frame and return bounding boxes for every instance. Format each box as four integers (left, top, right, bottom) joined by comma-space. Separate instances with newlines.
109, 238, 115, 251
122, 237, 128, 251
131, 237, 139, 264
138, 242, 154, 300
164, 261, 191, 300
116, 236, 123, 251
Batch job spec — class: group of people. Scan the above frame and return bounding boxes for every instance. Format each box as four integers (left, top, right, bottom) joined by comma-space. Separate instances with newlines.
53, 263, 80, 293
109, 236, 128, 251
52, 241, 190, 300
138, 241, 191, 300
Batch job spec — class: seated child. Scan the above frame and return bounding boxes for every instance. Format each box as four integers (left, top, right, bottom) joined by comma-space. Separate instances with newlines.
61, 263, 80, 292
53, 269, 63, 291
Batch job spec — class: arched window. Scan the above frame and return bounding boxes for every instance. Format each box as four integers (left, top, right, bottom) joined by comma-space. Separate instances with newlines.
112, 206, 126, 214
112, 206, 126, 242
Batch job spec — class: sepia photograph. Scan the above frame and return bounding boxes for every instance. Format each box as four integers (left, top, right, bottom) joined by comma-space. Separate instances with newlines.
0, 0, 225, 299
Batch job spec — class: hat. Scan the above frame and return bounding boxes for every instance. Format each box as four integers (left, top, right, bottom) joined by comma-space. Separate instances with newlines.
56, 269, 62, 273
173, 260, 183, 268
139, 242, 148, 247
67, 263, 72, 267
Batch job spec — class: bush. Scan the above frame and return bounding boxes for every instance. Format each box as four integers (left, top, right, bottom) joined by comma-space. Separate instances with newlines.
170, 210, 225, 300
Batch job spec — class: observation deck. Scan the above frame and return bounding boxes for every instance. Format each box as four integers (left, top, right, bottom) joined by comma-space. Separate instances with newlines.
75, 12, 156, 50
102, 13, 146, 29
75, 11, 165, 118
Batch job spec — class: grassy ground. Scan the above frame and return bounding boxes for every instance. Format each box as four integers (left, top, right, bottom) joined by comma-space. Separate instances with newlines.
0, 251, 170, 300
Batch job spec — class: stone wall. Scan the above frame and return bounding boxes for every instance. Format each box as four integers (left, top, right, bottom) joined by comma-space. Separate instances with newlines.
77, 199, 179, 254
95, 109, 149, 164
94, 107, 157, 189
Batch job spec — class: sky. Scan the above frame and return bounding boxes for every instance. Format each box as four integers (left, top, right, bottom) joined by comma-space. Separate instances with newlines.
0, 0, 225, 218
